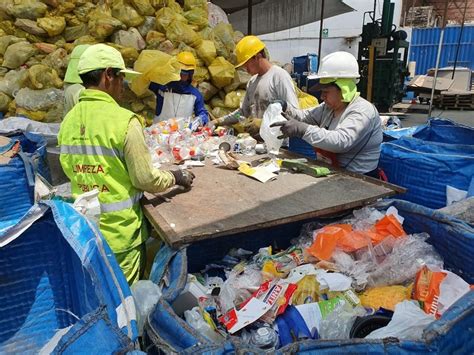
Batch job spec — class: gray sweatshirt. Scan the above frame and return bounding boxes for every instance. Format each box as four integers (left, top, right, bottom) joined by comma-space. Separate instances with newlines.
286, 95, 382, 174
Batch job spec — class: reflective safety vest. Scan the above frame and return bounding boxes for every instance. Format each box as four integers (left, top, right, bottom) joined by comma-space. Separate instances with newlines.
58, 89, 147, 253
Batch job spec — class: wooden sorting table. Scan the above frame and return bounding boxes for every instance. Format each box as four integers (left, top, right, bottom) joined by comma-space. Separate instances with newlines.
142, 151, 404, 248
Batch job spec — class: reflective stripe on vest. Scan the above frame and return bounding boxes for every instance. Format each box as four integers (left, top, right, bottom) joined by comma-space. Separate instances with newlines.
60, 144, 123, 160
100, 192, 143, 213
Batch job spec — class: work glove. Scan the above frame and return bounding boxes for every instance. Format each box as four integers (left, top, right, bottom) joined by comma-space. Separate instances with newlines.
270, 118, 309, 139
171, 169, 195, 188
270, 99, 288, 112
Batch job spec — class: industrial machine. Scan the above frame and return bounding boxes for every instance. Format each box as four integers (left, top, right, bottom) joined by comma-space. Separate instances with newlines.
358, 0, 410, 111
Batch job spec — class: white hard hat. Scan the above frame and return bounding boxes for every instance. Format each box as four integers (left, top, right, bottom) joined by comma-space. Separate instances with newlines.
315, 51, 360, 79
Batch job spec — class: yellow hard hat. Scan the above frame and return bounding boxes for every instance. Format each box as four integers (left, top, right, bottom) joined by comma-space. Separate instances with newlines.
177, 51, 197, 71
235, 35, 266, 68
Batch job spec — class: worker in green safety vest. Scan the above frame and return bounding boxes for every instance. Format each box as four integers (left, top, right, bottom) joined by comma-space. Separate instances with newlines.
58, 44, 195, 285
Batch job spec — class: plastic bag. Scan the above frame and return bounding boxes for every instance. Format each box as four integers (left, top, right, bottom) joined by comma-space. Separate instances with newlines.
7, 0, 48, 20
208, 2, 229, 28
130, 0, 155, 16
359, 285, 411, 311
130, 49, 181, 96
208, 56, 235, 89
296, 85, 318, 109
365, 301, 435, 340
0, 35, 23, 56
0, 68, 28, 96
307, 225, 351, 261
196, 40, 217, 66
260, 103, 286, 155
211, 107, 232, 118
367, 233, 444, 287
37, 16, 66, 37
145, 30, 165, 47
210, 96, 226, 109
27, 64, 63, 90
131, 280, 162, 336
184, 7, 208, 30
184, 0, 207, 11
14, 87, 63, 111
166, 21, 202, 48
155, 7, 186, 33
211, 23, 235, 58
111, 28, 146, 50
3, 41, 37, 69
138, 16, 156, 37
0, 92, 11, 112
197, 81, 218, 101
88, 15, 125, 40
41, 48, 68, 78
112, 0, 145, 27
63, 24, 88, 42
224, 90, 245, 109
292, 275, 321, 305
224, 70, 251, 93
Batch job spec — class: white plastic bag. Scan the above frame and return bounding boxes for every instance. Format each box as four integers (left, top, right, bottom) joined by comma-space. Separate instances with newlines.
365, 301, 435, 340
260, 103, 286, 155
131, 280, 162, 336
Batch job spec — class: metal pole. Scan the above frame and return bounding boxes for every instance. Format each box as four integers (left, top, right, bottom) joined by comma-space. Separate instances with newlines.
367, 45, 375, 102
428, 0, 449, 117
317, 0, 325, 70
451, 0, 468, 79
247, 0, 252, 35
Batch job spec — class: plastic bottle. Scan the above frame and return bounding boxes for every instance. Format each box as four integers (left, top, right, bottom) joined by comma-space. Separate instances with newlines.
184, 307, 223, 343
250, 325, 279, 351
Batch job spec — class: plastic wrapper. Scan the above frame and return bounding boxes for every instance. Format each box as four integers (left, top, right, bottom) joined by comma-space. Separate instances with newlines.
367, 233, 444, 287
112, 0, 145, 28
319, 300, 367, 339
359, 285, 411, 311
37, 16, 66, 37
130, 0, 155, 16
166, 21, 202, 48
211, 23, 235, 59
292, 275, 321, 305
208, 56, 235, 89
365, 301, 435, 340
0, 68, 29, 96
131, 280, 162, 336
14, 87, 63, 111
260, 103, 285, 155
196, 40, 217, 66
27, 64, 63, 90
218, 267, 263, 313
3, 41, 37, 69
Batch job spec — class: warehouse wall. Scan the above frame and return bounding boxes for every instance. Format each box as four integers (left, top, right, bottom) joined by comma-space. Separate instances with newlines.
259, 0, 405, 65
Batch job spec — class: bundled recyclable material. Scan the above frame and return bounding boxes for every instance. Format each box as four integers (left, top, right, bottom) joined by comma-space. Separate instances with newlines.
0, 1, 248, 123
163, 205, 471, 349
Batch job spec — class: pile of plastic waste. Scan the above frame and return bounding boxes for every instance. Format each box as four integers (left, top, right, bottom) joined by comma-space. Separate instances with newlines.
168, 206, 472, 351
144, 116, 264, 167
0, 0, 248, 123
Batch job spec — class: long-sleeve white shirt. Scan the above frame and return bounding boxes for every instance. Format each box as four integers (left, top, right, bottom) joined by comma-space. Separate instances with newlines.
286, 95, 382, 174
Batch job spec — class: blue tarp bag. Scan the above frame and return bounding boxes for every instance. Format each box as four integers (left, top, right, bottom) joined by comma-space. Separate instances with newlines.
144, 199, 474, 354
380, 118, 474, 209
0, 200, 138, 353
0, 131, 49, 231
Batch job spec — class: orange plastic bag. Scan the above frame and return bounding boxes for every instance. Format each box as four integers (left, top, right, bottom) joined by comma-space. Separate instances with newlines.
375, 214, 406, 239
307, 224, 350, 260
413, 265, 447, 318
337, 230, 371, 252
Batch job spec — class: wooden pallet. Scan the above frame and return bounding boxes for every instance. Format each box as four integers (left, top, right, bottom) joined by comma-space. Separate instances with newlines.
439, 91, 474, 110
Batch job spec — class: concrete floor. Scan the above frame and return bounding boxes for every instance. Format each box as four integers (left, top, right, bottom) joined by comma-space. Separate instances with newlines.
398, 108, 474, 128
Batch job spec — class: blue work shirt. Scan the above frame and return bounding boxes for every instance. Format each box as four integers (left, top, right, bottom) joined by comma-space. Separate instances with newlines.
149, 81, 209, 125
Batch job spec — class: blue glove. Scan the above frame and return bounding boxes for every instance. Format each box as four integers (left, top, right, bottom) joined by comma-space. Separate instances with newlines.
270, 118, 308, 139
189, 117, 202, 131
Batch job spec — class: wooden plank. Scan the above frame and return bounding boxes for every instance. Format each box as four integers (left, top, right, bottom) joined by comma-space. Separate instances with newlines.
142, 152, 404, 248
